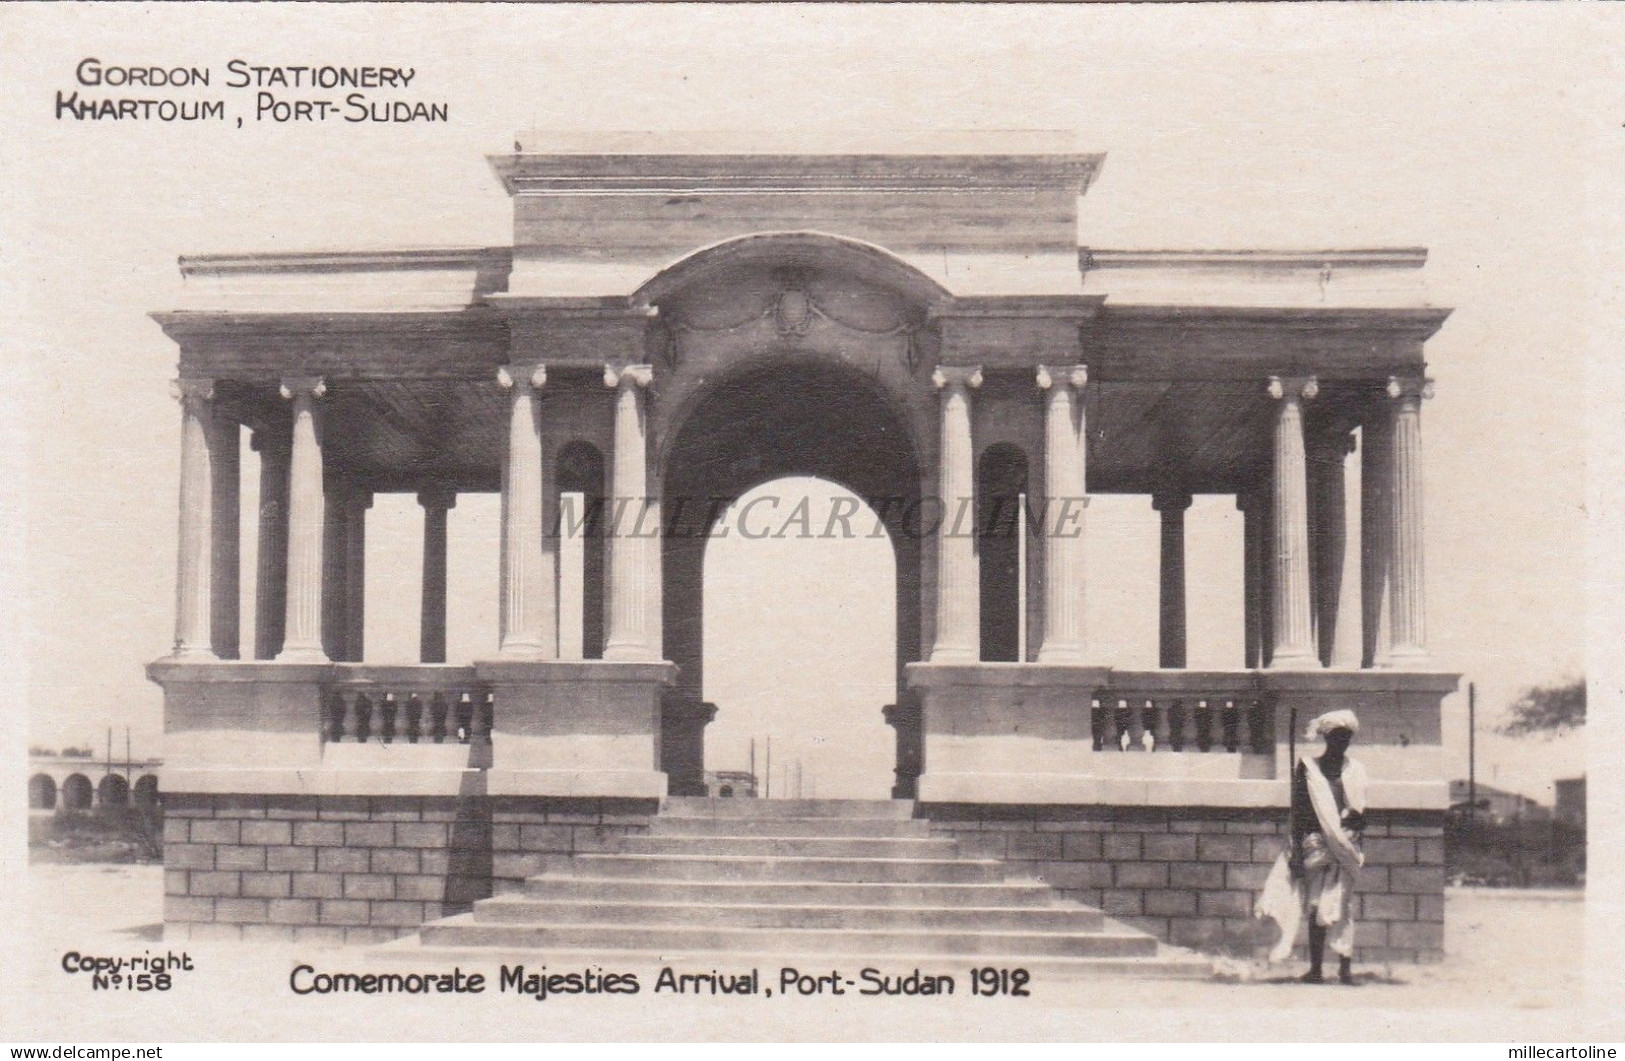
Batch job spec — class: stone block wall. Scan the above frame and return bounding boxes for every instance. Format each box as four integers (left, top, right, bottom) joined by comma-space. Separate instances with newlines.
921, 803, 1445, 963
163, 793, 655, 943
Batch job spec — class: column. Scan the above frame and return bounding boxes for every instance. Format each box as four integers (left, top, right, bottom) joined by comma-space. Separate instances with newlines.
276, 377, 328, 663
1237, 488, 1264, 668
498, 363, 551, 658
558, 491, 585, 660
209, 405, 241, 660
603, 363, 657, 661
419, 488, 454, 664
169, 379, 216, 661
1035, 364, 1088, 663
1267, 375, 1318, 669
930, 367, 982, 663
345, 490, 371, 661
252, 420, 291, 660
1387, 376, 1434, 664
1153, 490, 1191, 669
1360, 411, 1394, 668
1310, 430, 1361, 668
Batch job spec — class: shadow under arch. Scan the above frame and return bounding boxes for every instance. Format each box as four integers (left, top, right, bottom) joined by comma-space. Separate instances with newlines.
660, 357, 925, 798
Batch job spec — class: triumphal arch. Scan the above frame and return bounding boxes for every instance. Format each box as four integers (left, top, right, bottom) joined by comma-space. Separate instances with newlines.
149, 133, 1456, 963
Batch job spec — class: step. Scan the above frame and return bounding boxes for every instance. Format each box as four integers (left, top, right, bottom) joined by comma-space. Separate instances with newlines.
649, 816, 931, 839
520, 875, 1055, 908
370, 940, 1214, 981
617, 835, 959, 859
473, 896, 1107, 933
660, 797, 915, 819
419, 915, 1158, 958
566, 853, 1003, 884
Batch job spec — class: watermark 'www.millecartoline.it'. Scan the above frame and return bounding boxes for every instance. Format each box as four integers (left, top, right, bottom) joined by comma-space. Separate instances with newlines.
552, 494, 1088, 542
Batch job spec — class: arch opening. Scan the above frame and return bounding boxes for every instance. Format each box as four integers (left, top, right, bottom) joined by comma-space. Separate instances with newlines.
97, 773, 130, 809
29, 774, 56, 810
661, 358, 923, 798
61, 773, 93, 812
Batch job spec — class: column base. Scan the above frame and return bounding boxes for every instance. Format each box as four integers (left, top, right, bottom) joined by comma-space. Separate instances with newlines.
274, 643, 330, 665
1383, 646, 1433, 668
1266, 649, 1320, 671
1035, 643, 1087, 665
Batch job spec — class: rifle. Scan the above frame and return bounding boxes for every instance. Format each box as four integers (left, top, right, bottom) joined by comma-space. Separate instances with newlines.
1287, 704, 1300, 879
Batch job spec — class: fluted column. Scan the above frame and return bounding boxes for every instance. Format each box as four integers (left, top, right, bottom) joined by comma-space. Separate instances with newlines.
1267, 375, 1318, 669
170, 379, 216, 661
252, 420, 291, 660
1387, 376, 1434, 664
1153, 490, 1192, 669
604, 363, 657, 661
1036, 364, 1088, 663
276, 377, 328, 663
209, 405, 241, 659
419, 488, 455, 664
498, 364, 551, 658
321, 479, 350, 661
931, 366, 982, 663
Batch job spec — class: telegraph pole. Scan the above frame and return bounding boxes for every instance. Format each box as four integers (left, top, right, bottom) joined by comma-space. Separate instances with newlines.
1468, 682, 1477, 828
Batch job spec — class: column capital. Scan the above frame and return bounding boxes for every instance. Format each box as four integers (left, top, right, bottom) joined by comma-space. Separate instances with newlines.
169, 378, 215, 404
604, 363, 655, 389
1152, 489, 1193, 513
417, 487, 458, 511
1386, 375, 1435, 403
1036, 364, 1088, 391
932, 365, 983, 390
279, 376, 327, 401
1267, 375, 1318, 402
498, 363, 547, 391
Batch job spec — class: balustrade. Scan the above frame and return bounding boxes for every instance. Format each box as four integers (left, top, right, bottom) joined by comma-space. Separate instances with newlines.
1090, 682, 1273, 755
324, 666, 491, 749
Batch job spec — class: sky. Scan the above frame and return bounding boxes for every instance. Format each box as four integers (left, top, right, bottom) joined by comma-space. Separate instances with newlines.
2, 3, 1612, 801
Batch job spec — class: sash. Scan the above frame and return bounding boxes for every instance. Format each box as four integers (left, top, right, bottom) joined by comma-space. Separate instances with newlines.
1301, 751, 1365, 873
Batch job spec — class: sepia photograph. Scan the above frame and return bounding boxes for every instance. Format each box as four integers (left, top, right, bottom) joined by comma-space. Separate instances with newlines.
2, 1, 1618, 1045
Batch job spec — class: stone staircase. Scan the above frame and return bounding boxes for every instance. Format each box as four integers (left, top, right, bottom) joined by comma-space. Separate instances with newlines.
379, 797, 1209, 978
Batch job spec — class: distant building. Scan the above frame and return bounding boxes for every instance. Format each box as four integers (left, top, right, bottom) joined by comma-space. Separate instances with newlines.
28, 752, 161, 812
1449, 779, 1550, 823
1554, 776, 1585, 829
703, 771, 758, 798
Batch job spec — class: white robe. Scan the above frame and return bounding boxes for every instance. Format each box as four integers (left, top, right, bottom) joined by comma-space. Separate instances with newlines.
1255, 753, 1368, 961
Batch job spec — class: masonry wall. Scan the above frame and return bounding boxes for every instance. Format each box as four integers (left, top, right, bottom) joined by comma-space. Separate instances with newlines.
921, 803, 1445, 964
163, 793, 655, 943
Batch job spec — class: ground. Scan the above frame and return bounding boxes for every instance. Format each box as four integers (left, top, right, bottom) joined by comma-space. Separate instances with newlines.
15, 864, 1589, 1041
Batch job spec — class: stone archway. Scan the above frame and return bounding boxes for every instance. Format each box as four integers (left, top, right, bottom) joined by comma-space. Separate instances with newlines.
659, 358, 924, 797
29, 773, 56, 810
60, 773, 92, 811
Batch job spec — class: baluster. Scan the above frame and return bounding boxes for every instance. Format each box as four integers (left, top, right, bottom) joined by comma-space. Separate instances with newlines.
1249, 697, 1272, 754
456, 693, 474, 745
326, 689, 349, 743
1221, 698, 1240, 753
380, 693, 398, 745
1195, 699, 1213, 752
1151, 698, 1171, 752
1115, 699, 1132, 752
1169, 698, 1186, 752
1236, 696, 1255, 753
404, 694, 423, 745
1090, 695, 1105, 752
353, 693, 373, 744
429, 692, 448, 744
1126, 699, 1144, 751
476, 690, 494, 743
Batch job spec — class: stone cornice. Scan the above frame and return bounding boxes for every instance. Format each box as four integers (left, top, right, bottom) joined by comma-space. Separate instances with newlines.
1098, 304, 1452, 338
929, 294, 1105, 321
490, 150, 1104, 198
178, 247, 512, 277
1083, 248, 1430, 271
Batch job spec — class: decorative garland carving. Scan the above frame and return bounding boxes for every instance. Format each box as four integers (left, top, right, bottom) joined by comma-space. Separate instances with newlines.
657, 269, 926, 371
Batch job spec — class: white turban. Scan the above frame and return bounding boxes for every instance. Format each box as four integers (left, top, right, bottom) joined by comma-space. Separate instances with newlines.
1305, 709, 1360, 740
